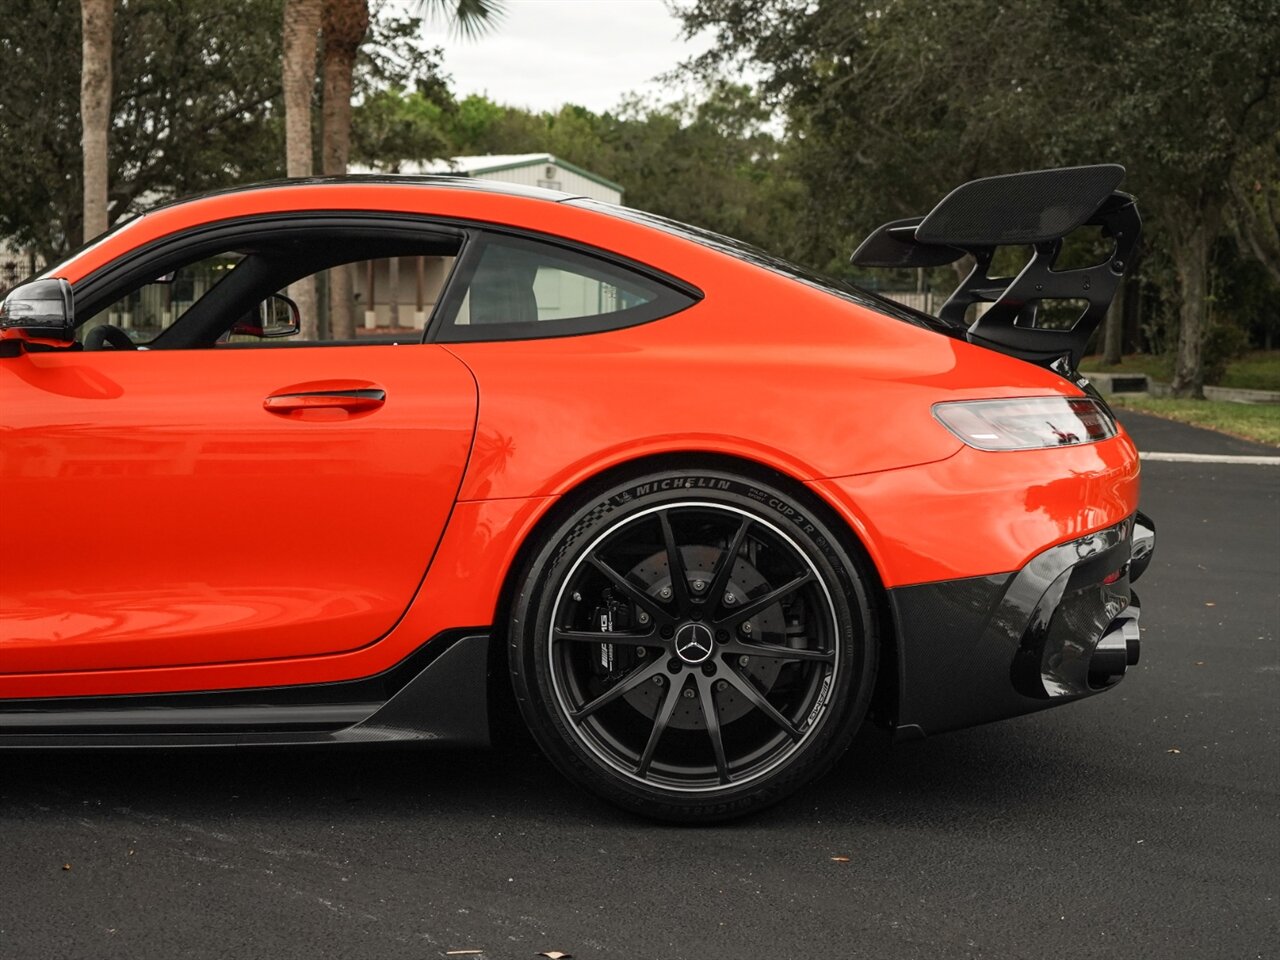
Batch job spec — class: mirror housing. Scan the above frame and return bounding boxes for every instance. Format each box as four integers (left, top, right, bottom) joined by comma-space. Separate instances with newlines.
0, 278, 76, 343
230, 293, 302, 339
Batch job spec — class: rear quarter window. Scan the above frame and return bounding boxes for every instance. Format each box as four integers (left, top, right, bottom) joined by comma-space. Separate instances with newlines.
436, 232, 697, 342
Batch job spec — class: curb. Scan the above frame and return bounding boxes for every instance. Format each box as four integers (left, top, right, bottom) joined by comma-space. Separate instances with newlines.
1081, 371, 1280, 404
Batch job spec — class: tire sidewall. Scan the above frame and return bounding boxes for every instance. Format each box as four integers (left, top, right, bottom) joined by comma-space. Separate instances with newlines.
509, 468, 878, 821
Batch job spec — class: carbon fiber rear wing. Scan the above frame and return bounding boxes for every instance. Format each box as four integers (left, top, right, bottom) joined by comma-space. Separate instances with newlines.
851, 165, 1140, 370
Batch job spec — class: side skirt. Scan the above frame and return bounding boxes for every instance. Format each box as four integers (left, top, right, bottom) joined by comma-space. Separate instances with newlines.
0, 634, 491, 748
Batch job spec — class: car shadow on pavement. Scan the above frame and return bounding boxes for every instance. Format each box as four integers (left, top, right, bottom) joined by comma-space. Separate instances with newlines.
0, 711, 1126, 833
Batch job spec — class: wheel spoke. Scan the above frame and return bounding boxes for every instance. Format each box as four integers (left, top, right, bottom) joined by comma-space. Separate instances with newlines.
657, 510, 691, 611
698, 677, 730, 784
586, 554, 672, 623
636, 675, 684, 777
553, 627, 658, 647
570, 657, 667, 720
723, 665, 802, 741
704, 517, 752, 610
716, 571, 814, 626
551, 499, 843, 790
722, 639, 833, 662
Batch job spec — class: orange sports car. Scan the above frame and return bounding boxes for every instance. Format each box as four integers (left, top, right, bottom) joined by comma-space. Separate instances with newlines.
0, 164, 1154, 821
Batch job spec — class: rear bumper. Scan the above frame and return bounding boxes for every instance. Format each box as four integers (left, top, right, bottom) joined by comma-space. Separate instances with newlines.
889, 512, 1155, 739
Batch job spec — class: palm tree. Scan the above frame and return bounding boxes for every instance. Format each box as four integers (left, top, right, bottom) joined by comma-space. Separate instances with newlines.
320, 0, 370, 340
319, 0, 504, 338
283, 0, 323, 338
418, 0, 506, 39
80, 0, 114, 244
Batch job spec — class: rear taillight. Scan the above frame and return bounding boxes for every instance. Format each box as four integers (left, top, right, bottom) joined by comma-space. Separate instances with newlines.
933, 397, 1117, 451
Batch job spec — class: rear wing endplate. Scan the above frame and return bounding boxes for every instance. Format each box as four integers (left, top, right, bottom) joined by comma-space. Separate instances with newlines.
851, 164, 1141, 370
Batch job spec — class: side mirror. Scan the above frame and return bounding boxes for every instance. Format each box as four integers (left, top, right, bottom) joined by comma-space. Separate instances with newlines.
230, 293, 302, 339
0, 278, 76, 344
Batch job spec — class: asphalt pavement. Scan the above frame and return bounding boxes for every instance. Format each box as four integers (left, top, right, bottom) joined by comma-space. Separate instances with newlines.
1, 410, 1277, 960
1120, 408, 1280, 457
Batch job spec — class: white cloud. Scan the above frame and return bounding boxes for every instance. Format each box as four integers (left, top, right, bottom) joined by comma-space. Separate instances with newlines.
414, 0, 715, 113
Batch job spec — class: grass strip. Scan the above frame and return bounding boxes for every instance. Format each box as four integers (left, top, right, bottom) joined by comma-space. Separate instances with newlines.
1111, 395, 1280, 446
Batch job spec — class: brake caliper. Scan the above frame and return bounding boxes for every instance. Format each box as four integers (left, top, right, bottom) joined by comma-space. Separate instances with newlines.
591, 591, 634, 679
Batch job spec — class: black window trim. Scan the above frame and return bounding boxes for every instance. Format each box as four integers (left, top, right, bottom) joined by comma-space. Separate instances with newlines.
71, 213, 470, 341
429, 227, 701, 344
67, 210, 704, 349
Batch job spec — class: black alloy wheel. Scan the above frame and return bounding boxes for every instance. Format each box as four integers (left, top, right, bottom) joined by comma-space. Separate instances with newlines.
509, 468, 878, 822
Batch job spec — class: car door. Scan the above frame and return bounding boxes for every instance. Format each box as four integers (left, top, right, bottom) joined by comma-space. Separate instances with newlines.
0, 249, 477, 675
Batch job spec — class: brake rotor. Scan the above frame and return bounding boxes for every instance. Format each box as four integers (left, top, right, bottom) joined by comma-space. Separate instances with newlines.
621, 545, 783, 729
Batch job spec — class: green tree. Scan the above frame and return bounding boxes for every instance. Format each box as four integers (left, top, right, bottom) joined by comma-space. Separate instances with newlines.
0, 0, 85, 259
423, 85, 802, 257
0, 0, 285, 262
679, 0, 1280, 392
681, 0, 1049, 259
349, 13, 456, 167
1046, 1, 1279, 396
352, 86, 451, 168
601, 86, 803, 257
1229, 133, 1280, 289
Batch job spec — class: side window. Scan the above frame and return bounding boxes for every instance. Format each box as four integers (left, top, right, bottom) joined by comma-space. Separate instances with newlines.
438, 235, 695, 342
79, 252, 243, 346
344, 254, 456, 338
77, 235, 460, 349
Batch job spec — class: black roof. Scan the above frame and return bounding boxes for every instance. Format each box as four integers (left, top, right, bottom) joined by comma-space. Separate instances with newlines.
152, 175, 583, 212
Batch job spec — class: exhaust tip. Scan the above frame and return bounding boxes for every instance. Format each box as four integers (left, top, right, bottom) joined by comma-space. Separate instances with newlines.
1127, 633, 1141, 666
1090, 606, 1141, 683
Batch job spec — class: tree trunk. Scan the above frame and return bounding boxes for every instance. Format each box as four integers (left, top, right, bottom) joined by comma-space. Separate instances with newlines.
80, 0, 114, 243
1170, 218, 1213, 399
1229, 172, 1280, 288
283, 0, 322, 338
321, 0, 368, 341
1102, 277, 1124, 365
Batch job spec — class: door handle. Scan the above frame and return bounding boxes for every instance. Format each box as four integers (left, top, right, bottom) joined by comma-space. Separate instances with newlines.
263, 387, 386, 415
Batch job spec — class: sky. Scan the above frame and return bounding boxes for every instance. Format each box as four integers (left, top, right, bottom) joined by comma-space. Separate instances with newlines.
416, 0, 717, 114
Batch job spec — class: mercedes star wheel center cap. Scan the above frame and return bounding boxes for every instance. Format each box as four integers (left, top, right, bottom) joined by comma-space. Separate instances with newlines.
674, 622, 715, 665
